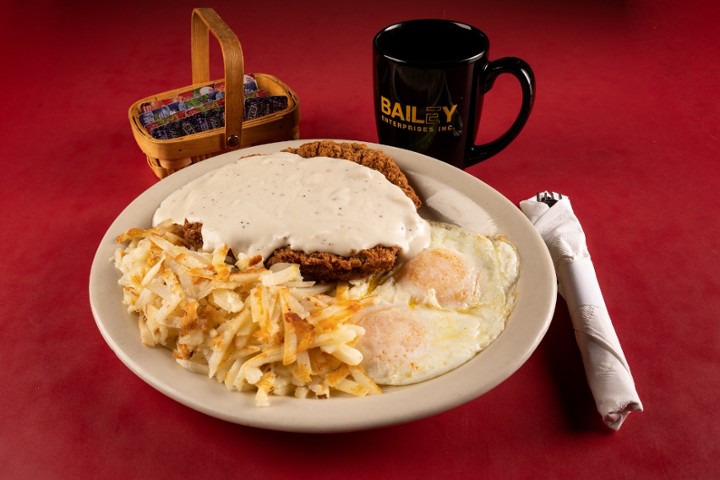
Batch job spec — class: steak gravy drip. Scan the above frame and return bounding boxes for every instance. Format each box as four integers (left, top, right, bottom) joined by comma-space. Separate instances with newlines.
153, 152, 431, 261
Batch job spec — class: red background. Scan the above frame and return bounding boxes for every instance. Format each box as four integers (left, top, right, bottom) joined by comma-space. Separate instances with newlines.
1, 0, 718, 478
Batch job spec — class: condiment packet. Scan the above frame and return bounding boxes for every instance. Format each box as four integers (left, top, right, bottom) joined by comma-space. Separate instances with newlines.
138, 74, 287, 139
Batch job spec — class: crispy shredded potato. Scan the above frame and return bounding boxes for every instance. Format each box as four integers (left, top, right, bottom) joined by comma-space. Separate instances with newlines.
113, 221, 382, 406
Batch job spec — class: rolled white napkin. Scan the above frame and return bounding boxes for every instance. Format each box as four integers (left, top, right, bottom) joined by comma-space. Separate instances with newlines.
520, 192, 643, 430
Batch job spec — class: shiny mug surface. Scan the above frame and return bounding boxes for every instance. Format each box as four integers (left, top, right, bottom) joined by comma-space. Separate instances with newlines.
373, 19, 535, 168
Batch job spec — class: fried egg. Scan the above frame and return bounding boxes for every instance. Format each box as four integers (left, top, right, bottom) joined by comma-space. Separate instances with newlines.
352, 221, 520, 386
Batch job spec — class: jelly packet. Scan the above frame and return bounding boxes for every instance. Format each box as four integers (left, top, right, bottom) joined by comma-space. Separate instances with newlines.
139, 74, 288, 139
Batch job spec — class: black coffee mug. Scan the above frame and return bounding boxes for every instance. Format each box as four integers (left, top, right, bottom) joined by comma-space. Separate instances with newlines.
373, 19, 535, 168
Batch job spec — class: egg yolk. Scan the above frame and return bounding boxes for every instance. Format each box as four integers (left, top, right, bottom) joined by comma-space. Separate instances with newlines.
356, 308, 425, 382
397, 247, 479, 309
359, 309, 423, 359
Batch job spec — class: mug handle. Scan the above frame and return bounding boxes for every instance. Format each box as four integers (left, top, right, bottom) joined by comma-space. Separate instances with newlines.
467, 57, 535, 165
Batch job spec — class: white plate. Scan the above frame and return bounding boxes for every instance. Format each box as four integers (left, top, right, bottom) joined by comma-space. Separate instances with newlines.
89, 140, 556, 433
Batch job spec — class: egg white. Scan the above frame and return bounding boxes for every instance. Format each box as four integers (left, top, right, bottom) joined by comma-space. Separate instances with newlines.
351, 221, 520, 386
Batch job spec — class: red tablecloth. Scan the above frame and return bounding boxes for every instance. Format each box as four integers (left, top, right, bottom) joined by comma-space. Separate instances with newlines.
2, 0, 718, 478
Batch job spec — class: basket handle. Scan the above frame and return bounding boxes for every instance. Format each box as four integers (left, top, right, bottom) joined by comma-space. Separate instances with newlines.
191, 8, 244, 149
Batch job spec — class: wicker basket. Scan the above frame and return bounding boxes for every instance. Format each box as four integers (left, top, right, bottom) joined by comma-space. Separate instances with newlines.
128, 8, 300, 178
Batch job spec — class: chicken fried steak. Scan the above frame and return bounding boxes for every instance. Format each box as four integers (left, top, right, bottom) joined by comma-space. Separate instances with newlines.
180, 141, 422, 282
266, 245, 401, 283
284, 141, 421, 209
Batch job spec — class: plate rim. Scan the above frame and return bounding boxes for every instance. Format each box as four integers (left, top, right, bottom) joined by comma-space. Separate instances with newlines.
89, 139, 556, 433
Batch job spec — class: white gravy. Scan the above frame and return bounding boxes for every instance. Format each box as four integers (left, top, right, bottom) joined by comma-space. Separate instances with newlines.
153, 152, 431, 260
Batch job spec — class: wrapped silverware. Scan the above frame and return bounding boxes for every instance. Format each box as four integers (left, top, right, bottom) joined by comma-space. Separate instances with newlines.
520, 192, 643, 430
